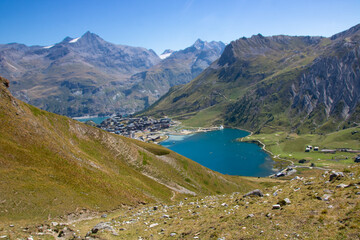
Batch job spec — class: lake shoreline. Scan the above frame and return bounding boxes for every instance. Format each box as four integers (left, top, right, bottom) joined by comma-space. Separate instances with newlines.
160, 128, 276, 177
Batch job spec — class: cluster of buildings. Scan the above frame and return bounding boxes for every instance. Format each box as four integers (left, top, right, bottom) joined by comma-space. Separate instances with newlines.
305, 145, 319, 152
98, 115, 174, 141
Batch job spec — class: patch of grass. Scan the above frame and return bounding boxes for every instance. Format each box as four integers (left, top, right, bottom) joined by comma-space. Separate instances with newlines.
182, 104, 224, 127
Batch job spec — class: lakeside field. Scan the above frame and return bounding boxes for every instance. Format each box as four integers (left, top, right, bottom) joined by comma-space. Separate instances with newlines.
243, 126, 360, 170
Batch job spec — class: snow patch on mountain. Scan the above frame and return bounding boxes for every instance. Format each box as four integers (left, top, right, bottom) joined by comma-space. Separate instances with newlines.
159, 49, 174, 59
69, 37, 80, 43
159, 52, 172, 59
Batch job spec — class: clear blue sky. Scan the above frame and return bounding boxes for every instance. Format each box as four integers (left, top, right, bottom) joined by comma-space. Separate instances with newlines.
1, 0, 359, 54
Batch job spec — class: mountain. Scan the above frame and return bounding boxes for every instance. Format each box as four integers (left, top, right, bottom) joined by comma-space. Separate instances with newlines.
0, 31, 160, 117
123, 39, 225, 109
0, 76, 258, 222
0, 35, 225, 117
143, 24, 360, 133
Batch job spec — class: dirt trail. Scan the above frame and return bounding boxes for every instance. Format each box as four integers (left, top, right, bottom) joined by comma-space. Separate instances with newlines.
171, 191, 176, 201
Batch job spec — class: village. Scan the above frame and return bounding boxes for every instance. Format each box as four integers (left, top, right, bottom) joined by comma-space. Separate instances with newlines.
97, 115, 175, 142
86, 114, 225, 143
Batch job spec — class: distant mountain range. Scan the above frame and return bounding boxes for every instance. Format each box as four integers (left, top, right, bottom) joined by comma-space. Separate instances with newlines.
0, 32, 225, 116
126, 39, 225, 109
143, 24, 360, 133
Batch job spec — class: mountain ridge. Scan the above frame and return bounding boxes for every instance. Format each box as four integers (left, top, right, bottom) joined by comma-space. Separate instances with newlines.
0, 34, 224, 117
142, 24, 360, 134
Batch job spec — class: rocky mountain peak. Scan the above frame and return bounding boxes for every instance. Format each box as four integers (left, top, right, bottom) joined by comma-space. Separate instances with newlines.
81, 31, 101, 41
161, 49, 174, 55
193, 38, 206, 49
61, 36, 73, 43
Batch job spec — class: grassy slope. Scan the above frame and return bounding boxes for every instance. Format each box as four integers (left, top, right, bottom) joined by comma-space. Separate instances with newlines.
0, 77, 260, 223
34, 166, 360, 240
244, 127, 360, 169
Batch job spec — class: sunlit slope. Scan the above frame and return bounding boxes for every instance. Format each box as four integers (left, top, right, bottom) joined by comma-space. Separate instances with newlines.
144, 24, 360, 134
0, 77, 258, 222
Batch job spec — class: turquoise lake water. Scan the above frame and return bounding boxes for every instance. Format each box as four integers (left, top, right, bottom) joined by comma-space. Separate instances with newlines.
76, 117, 109, 125
160, 128, 275, 177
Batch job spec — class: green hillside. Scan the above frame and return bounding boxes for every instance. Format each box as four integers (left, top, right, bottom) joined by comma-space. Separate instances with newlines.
0, 76, 260, 223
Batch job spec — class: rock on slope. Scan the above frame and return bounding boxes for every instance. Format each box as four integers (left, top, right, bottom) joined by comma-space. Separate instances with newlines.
0, 76, 256, 222
144, 24, 360, 133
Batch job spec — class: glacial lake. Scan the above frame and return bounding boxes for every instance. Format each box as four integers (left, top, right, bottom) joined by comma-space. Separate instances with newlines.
75, 117, 109, 125
160, 128, 275, 177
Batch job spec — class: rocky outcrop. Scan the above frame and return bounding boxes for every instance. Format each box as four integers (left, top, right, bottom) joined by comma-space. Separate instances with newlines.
0, 76, 9, 88
292, 42, 360, 120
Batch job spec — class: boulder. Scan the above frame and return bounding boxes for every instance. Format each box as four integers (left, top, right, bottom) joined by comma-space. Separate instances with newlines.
278, 198, 291, 206
243, 189, 264, 197
149, 223, 159, 228
321, 194, 332, 201
51, 222, 58, 227
291, 176, 302, 181
245, 214, 255, 219
91, 222, 115, 234
329, 172, 344, 181
272, 204, 281, 209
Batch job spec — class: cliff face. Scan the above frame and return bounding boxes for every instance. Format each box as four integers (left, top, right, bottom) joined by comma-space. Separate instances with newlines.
293, 42, 360, 120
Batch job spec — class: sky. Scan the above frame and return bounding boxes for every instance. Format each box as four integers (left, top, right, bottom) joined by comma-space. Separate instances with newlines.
0, 0, 359, 54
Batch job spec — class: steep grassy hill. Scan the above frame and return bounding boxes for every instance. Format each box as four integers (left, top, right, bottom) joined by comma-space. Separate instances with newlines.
0, 76, 260, 223
143, 24, 360, 134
